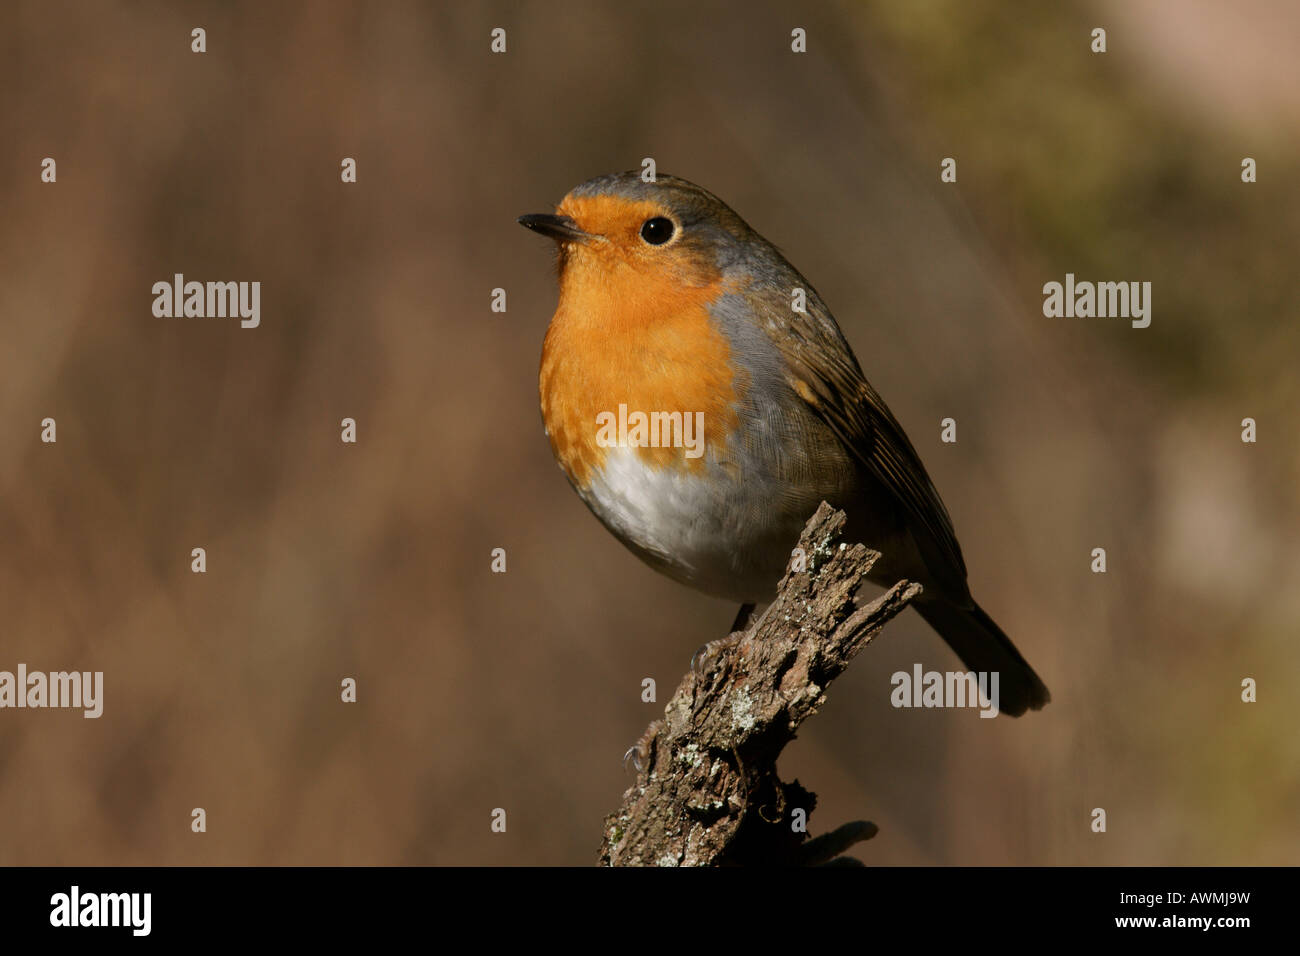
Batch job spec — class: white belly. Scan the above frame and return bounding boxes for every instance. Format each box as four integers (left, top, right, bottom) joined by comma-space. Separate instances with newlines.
576, 445, 826, 602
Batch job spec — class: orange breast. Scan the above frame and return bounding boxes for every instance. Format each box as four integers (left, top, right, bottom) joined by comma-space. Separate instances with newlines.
538, 249, 744, 489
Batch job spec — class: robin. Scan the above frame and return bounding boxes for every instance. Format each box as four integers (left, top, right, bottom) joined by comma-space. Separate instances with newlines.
520, 172, 1049, 716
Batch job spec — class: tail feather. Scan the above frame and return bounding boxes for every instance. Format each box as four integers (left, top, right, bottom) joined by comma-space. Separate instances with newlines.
913, 599, 1050, 717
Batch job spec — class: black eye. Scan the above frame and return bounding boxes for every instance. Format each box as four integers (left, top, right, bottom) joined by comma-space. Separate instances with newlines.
639, 217, 675, 245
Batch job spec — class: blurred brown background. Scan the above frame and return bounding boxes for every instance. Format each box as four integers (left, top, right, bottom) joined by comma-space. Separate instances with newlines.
2, 0, 1297, 865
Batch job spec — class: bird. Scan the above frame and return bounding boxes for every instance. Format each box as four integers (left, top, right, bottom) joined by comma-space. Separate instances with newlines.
519, 172, 1049, 716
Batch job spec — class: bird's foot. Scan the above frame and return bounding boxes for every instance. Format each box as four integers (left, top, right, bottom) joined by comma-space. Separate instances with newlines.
691, 630, 744, 674
623, 723, 660, 774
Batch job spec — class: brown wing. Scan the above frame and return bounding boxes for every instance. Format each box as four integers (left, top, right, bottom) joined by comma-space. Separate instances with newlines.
767, 293, 970, 594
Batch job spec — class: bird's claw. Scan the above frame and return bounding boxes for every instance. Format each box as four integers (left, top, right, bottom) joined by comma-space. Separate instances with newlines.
622, 744, 643, 773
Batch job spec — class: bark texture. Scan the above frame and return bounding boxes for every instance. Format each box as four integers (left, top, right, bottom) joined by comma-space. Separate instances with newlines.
599, 502, 922, 866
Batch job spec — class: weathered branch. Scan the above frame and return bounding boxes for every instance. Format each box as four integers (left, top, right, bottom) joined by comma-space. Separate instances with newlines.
599, 502, 922, 866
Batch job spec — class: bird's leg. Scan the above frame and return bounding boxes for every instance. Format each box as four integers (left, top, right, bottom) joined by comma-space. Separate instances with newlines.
730, 602, 757, 633
690, 603, 759, 673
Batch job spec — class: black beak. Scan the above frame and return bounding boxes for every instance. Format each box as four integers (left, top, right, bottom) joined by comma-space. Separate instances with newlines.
517, 213, 595, 243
